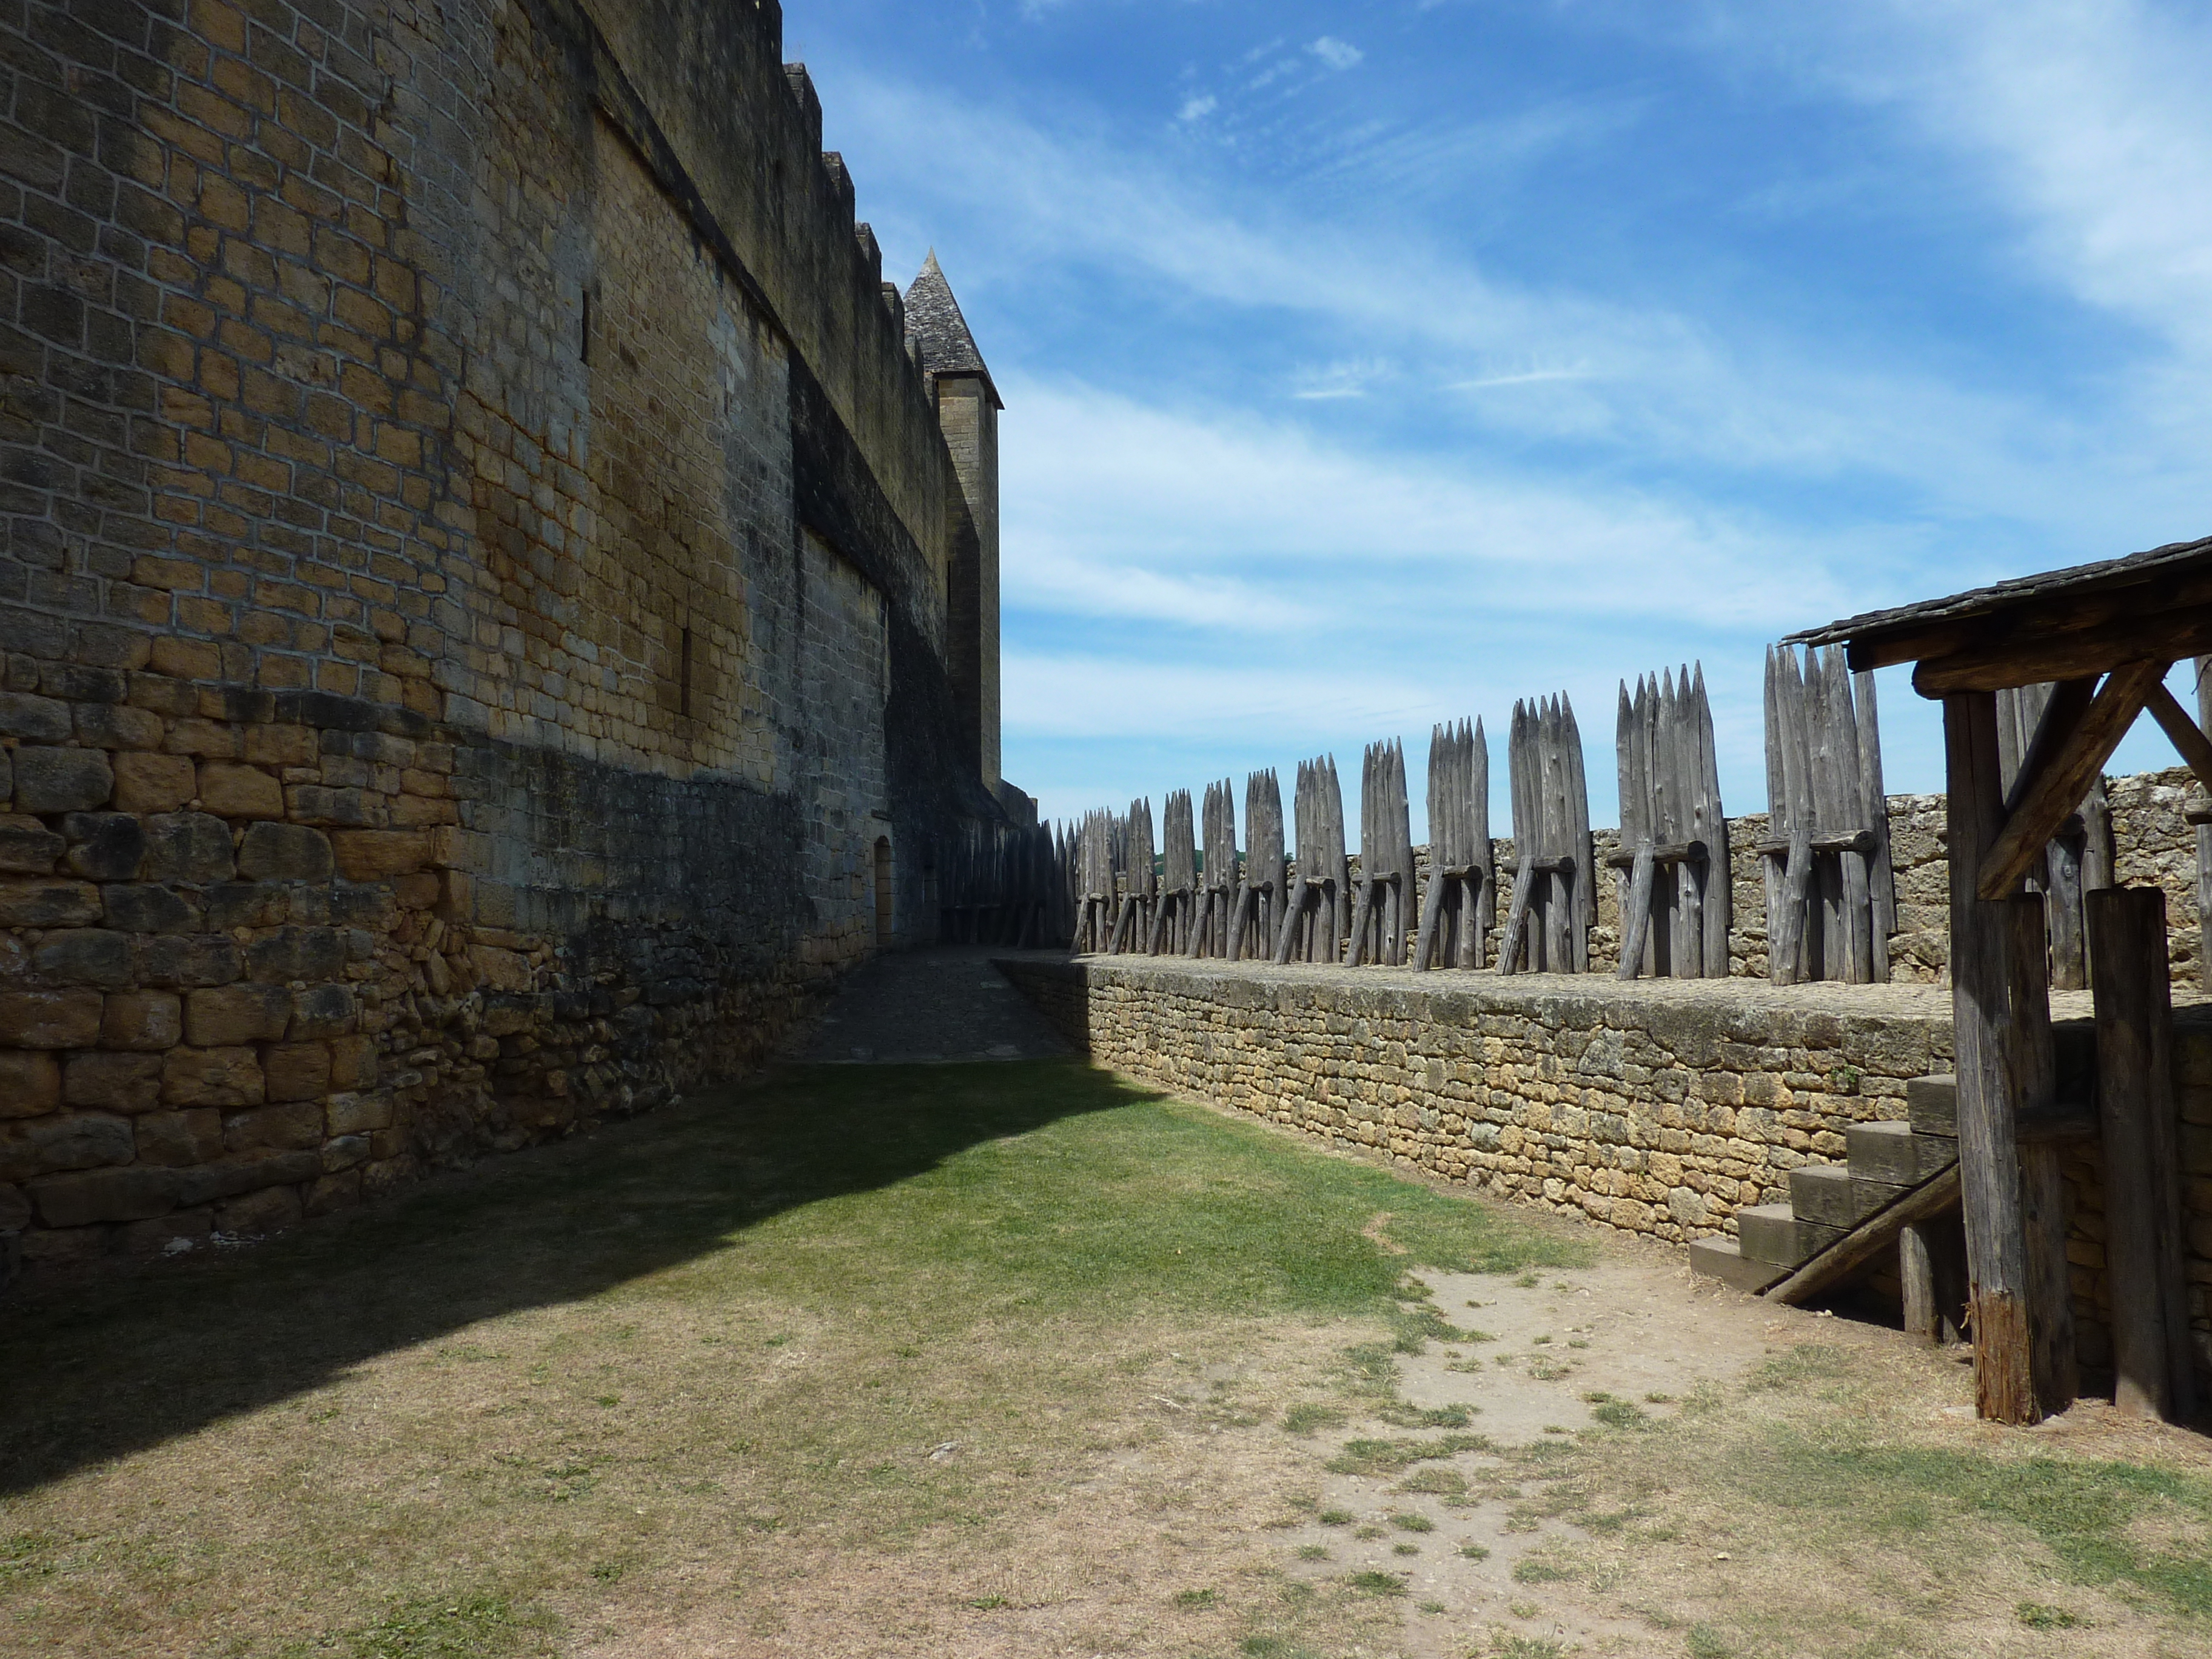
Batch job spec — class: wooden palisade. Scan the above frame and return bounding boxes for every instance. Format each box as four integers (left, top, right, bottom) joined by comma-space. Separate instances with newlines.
1413, 719, 1490, 971
1498, 694, 1592, 974
1612, 665, 1730, 979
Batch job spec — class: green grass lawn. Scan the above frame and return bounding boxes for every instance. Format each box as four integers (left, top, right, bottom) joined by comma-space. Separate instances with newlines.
0, 1059, 1584, 1658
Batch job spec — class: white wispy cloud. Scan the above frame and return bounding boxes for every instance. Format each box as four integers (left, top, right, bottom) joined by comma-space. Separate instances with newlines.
828, 62, 2193, 543
999, 377, 1868, 634
1310, 36, 1364, 72
807, 7, 2212, 823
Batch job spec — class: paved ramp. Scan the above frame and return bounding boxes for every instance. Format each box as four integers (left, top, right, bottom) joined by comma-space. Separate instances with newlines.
795, 947, 1071, 1064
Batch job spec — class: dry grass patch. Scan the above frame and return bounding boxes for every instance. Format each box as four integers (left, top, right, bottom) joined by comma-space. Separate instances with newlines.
0, 1059, 1581, 1658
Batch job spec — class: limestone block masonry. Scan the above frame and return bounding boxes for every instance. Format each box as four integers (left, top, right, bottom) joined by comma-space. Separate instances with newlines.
0, 0, 1013, 1273
998, 958, 2212, 1384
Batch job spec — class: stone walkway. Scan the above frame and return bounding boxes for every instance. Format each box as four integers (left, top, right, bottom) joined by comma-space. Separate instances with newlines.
794, 947, 1072, 1064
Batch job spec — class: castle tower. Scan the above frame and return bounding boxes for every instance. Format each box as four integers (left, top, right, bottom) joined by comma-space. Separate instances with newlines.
904, 252, 1003, 792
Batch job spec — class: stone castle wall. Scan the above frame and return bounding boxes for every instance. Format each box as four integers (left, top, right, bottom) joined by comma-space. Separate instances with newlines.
0, 0, 1002, 1273
999, 957, 2212, 1387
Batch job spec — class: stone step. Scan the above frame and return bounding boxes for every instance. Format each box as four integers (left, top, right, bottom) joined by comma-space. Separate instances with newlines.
1908, 1074, 1957, 1138
1736, 1201, 1846, 1269
1688, 1236, 1783, 1294
1847, 1120, 1956, 1185
1789, 1163, 1874, 1230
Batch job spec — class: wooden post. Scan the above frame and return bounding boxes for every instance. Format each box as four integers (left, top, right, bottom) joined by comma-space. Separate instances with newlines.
2196, 657, 2212, 991
1945, 690, 2061, 1424
1902, 1221, 1940, 1344
2086, 887, 2197, 1421
1854, 666, 1893, 982
1903, 1219, 1969, 1344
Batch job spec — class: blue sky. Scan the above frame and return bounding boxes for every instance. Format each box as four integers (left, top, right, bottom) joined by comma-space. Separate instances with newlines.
789, 0, 2212, 837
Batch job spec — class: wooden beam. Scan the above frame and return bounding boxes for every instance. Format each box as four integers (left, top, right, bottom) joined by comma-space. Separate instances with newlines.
2003, 677, 2097, 815
1912, 602, 2212, 694
2143, 680, 2212, 796
1976, 662, 2165, 901
1946, 691, 2053, 1425
1767, 1164, 1960, 1305
2086, 888, 2198, 1423
1901, 1221, 1939, 1343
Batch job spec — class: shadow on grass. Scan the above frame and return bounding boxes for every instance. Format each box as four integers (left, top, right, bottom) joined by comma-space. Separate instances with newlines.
0, 1059, 1146, 1498
1, 1057, 1581, 1500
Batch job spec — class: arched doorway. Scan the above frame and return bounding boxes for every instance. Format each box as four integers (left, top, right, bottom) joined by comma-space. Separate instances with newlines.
873, 837, 894, 947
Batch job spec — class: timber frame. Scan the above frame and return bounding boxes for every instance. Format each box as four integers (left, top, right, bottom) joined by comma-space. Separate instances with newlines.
1791, 534, 2212, 1425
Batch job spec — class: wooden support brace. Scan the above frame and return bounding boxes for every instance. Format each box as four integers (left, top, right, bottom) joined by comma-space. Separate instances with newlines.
1497, 858, 1538, 975
1768, 1164, 1961, 1305
1615, 842, 1655, 982
2144, 680, 2212, 797
1413, 868, 1448, 972
1752, 831, 1877, 857
1977, 663, 2165, 901
1272, 880, 1319, 965
1604, 840, 1711, 867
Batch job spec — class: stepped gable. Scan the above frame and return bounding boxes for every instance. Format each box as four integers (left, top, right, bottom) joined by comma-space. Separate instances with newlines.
905, 252, 1003, 406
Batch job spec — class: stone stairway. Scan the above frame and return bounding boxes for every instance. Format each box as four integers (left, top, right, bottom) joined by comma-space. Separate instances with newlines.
1690, 1075, 1960, 1293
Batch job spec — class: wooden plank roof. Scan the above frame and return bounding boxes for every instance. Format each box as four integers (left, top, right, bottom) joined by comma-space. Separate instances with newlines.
1788, 534, 2212, 693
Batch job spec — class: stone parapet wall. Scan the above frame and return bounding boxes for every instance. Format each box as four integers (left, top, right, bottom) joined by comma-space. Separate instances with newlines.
999, 957, 2212, 1384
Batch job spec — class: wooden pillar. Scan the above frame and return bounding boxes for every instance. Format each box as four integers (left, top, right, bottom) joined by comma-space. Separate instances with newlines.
2086, 886, 2197, 1421
2196, 657, 2212, 991
1901, 1222, 1940, 1344
1901, 1221, 1968, 1344
1945, 691, 2066, 1423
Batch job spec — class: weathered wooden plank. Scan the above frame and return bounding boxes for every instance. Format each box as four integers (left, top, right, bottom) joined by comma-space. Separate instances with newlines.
1692, 663, 1731, 974
1900, 1222, 1940, 1343
1666, 669, 1700, 976
1822, 649, 1873, 983
1751, 831, 1877, 856
1499, 702, 1535, 974
2142, 681, 2212, 795
1763, 648, 1786, 970
1768, 1163, 1960, 1306
1615, 680, 1650, 980
1563, 695, 1594, 973
1946, 690, 2058, 1424
1853, 667, 1893, 979
1604, 841, 1709, 868
2197, 659, 2212, 992
1416, 720, 1482, 972
1912, 600, 2212, 694
1977, 662, 2166, 901
1772, 647, 1816, 984
2086, 887, 2197, 1422
1470, 719, 1493, 966
1321, 754, 1348, 962
1648, 674, 1674, 974
1618, 844, 1655, 981
1232, 769, 1284, 961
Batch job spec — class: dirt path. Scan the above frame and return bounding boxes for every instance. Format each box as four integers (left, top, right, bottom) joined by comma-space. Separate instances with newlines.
797, 947, 1070, 1063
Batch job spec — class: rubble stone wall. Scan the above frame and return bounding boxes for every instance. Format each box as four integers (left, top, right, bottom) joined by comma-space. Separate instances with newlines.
0, 0, 997, 1274
999, 957, 2212, 1386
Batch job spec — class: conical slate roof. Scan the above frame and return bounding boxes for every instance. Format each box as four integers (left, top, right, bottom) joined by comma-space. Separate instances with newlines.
903, 251, 1001, 407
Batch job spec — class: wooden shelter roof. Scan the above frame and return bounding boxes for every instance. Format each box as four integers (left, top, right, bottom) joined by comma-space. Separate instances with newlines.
1789, 534, 2212, 694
